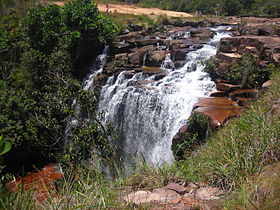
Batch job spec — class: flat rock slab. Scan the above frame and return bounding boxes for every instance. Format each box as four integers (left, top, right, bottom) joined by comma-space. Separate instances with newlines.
194, 97, 242, 126
124, 188, 181, 205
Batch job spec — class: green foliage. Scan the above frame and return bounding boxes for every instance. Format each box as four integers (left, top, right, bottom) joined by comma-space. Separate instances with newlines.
173, 112, 209, 160
0, 0, 119, 172
226, 54, 273, 88
178, 70, 280, 190
204, 54, 274, 88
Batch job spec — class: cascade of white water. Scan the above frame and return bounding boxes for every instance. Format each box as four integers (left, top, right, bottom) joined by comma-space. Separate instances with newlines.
97, 27, 231, 169
64, 47, 108, 147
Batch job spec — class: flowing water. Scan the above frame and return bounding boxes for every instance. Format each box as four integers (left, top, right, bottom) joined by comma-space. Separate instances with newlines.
95, 27, 231, 169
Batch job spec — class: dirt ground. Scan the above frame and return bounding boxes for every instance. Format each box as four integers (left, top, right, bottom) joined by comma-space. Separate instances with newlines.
52, 1, 193, 18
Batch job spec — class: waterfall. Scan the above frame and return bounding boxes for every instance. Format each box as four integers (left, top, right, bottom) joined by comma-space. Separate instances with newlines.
97, 27, 231, 169
64, 47, 108, 148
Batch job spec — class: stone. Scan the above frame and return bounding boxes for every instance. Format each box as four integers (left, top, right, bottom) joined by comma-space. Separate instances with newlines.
262, 80, 272, 90
146, 51, 169, 67
174, 60, 187, 69
219, 37, 240, 53
115, 53, 128, 63
190, 29, 215, 40
194, 97, 242, 127
210, 91, 228, 97
229, 89, 259, 100
171, 50, 187, 61
111, 42, 133, 54
163, 183, 187, 194
135, 39, 158, 47
191, 187, 223, 201
124, 188, 181, 205
216, 83, 241, 92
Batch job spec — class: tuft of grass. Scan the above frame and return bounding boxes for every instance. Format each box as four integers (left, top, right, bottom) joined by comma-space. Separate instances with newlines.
177, 70, 280, 191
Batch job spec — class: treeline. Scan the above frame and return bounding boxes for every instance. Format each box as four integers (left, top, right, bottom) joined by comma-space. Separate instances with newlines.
0, 0, 118, 174
118, 0, 280, 16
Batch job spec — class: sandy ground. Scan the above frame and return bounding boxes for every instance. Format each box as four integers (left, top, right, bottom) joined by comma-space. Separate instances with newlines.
52, 1, 193, 18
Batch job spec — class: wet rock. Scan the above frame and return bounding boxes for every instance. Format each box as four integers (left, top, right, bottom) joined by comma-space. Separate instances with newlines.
210, 91, 228, 97
153, 73, 167, 81
136, 66, 166, 75
171, 50, 187, 61
124, 71, 134, 79
146, 50, 169, 67
128, 46, 156, 65
216, 83, 241, 92
174, 60, 186, 69
236, 97, 252, 106
172, 123, 188, 140
229, 89, 259, 100
134, 80, 153, 88
190, 29, 215, 40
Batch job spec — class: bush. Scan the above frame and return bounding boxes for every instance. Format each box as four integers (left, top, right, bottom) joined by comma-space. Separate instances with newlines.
172, 112, 210, 160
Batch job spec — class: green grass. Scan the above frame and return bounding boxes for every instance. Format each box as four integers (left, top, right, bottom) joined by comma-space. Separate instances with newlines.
177, 70, 280, 192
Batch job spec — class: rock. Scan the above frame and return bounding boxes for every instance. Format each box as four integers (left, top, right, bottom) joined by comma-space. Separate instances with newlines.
210, 91, 228, 97
172, 123, 188, 140
219, 37, 240, 53
262, 80, 272, 90
117, 31, 143, 42
190, 187, 223, 201
185, 182, 200, 193
153, 73, 167, 81
135, 39, 158, 47
171, 50, 187, 61
190, 29, 215, 40
238, 45, 260, 56
124, 188, 181, 205
111, 42, 133, 54
136, 67, 166, 75
174, 60, 186, 69
254, 162, 280, 202
7, 163, 63, 202
194, 97, 242, 127
134, 80, 153, 89
123, 71, 134, 79
128, 46, 156, 65
163, 183, 187, 195
229, 89, 259, 100
236, 97, 252, 106
146, 51, 169, 67
266, 99, 280, 118
115, 53, 128, 63
216, 83, 241, 92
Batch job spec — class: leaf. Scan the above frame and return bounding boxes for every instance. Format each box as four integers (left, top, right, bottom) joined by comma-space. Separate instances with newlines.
0, 141, 12, 156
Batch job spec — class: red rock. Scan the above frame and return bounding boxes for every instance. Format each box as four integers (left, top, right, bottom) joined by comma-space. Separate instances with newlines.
7, 163, 63, 202
194, 97, 242, 127
164, 183, 187, 194
229, 89, 258, 100
216, 83, 241, 92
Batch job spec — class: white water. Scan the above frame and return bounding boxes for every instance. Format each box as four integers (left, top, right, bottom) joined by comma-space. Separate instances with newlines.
97, 27, 231, 168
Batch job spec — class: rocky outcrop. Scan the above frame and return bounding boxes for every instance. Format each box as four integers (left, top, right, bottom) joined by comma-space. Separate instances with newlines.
124, 182, 225, 209
216, 36, 280, 75
193, 97, 243, 128
7, 164, 63, 202
190, 29, 215, 40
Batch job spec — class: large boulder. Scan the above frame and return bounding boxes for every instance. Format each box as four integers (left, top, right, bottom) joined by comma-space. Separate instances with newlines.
145, 50, 169, 67
190, 29, 215, 40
